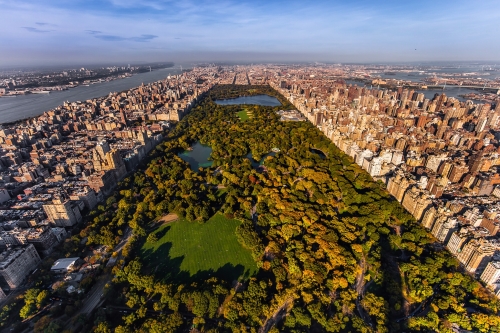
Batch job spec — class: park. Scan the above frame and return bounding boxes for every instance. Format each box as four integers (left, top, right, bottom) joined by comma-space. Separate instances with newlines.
140, 213, 258, 283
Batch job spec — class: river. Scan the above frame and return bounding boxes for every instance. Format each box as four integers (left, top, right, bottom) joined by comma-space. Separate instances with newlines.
0, 66, 188, 124
345, 79, 481, 102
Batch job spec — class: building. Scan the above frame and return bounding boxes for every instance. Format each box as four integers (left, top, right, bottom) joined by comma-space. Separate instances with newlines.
457, 239, 498, 276
69, 187, 97, 210
387, 171, 413, 202
0, 244, 41, 289
480, 261, 500, 292
52, 228, 68, 243
25, 226, 59, 256
432, 216, 458, 244
401, 187, 432, 220
447, 229, 472, 255
43, 197, 82, 227
0, 189, 10, 204
87, 170, 116, 196
421, 206, 437, 229
51, 257, 80, 274
368, 157, 382, 177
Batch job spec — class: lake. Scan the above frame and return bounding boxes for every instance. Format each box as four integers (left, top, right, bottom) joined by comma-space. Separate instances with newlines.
178, 142, 213, 171
215, 94, 281, 106
0, 66, 189, 124
245, 152, 276, 168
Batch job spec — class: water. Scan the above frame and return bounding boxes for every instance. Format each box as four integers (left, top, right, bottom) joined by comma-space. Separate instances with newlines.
343, 80, 482, 102
215, 95, 281, 106
310, 148, 326, 159
373, 67, 500, 81
0, 66, 188, 124
345, 79, 366, 86
417, 87, 481, 102
245, 152, 276, 168
178, 142, 213, 171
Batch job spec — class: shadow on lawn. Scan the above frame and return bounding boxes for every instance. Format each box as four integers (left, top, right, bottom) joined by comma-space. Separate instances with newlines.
141, 240, 252, 284
154, 225, 171, 239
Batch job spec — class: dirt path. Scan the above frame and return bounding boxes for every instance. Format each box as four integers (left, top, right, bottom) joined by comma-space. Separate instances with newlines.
159, 213, 179, 224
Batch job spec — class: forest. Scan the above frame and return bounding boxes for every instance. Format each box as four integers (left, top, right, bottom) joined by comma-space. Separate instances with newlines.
16, 85, 499, 333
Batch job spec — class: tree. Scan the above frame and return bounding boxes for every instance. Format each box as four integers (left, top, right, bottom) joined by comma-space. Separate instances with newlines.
94, 321, 112, 333
147, 233, 158, 243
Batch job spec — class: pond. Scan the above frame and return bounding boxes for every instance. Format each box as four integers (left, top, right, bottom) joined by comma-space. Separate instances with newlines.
178, 142, 213, 171
215, 94, 282, 106
245, 152, 276, 168
310, 148, 326, 159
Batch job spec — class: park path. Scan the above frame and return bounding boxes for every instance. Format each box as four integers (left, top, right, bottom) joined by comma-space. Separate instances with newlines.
355, 256, 374, 329
258, 296, 294, 333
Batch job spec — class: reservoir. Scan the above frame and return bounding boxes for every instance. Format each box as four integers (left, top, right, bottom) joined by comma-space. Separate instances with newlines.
178, 142, 213, 171
0, 66, 187, 124
215, 94, 281, 106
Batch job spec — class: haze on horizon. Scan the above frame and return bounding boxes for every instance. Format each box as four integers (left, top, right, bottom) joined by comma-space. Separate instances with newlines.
1, 0, 500, 67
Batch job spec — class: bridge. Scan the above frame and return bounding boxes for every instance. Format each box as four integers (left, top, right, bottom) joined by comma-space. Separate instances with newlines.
425, 84, 500, 91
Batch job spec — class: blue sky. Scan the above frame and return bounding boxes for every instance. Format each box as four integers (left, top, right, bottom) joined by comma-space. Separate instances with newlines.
1, 0, 499, 66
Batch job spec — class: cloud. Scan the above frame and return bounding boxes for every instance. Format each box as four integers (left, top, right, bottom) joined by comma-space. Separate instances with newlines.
35, 22, 57, 27
94, 34, 126, 41
93, 34, 158, 42
107, 0, 169, 10
3, 0, 500, 65
129, 34, 157, 42
22, 27, 53, 33
85, 30, 102, 35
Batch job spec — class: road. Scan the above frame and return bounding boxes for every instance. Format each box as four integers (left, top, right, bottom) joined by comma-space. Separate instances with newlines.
76, 228, 133, 316
258, 296, 294, 333
354, 256, 374, 329
78, 275, 108, 315
395, 284, 440, 323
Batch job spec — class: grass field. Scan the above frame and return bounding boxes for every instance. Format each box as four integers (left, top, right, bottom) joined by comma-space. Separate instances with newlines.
141, 213, 258, 283
236, 107, 253, 121
216, 187, 228, 197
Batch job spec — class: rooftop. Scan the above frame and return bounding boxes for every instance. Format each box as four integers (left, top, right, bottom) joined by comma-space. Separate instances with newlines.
51, 257, 79, 271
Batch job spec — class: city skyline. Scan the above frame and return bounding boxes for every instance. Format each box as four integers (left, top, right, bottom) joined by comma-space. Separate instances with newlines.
1, 0, 500, 66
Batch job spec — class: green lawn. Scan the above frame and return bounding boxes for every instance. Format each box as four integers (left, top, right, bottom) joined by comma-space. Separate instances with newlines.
216, 187, 228, 197
141, 213, 258, 283
236, 110, 250, 121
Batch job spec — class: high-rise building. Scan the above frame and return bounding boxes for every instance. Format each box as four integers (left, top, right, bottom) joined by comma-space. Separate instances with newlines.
43, 197, 82, 227
448, 162, 469, 183
368, 157, 382, 177
402, 187, 432, 221
421, 206, 436, 229
432, 216, 458, 244
457, 239, 498, 276
447, 229, 472, 255
69, 187, 98, 211
25, 226, 59, 256
480, 261, 500, 291
387, 170, 413, 202
0, 244, 41, 290
95, 141, 110, 160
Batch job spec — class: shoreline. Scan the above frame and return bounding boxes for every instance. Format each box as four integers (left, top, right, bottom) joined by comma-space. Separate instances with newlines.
0, 67, 190, 126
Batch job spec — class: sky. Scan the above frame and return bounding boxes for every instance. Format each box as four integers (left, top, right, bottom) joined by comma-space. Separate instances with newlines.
1, 0, 500, 66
